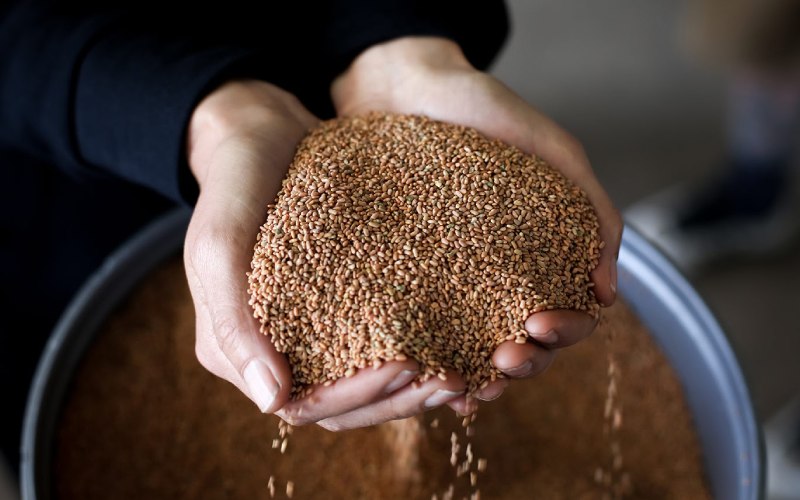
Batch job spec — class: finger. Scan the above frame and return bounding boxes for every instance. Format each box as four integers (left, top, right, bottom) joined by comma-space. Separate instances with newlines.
185, 117, 313, 413
316, 370, 466, 431
491, 340, 555, 379
523, 310, 597, 349
194, 306, 251, 396
592, 216, 622, 307
186, 228, 292, 413
475, 379, 509, 402
276, 361, 420, 426
446, 393, 481, 415
446, 378, 509, 413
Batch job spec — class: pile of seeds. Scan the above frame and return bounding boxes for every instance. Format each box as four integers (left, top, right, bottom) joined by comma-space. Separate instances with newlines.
248, 113, 601, 393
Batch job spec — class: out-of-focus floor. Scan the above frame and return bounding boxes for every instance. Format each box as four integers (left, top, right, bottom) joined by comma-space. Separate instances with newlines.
491, 1, 800, 498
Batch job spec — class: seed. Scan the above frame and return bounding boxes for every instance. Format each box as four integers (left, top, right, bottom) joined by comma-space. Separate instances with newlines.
286, 481, 294, 498
477, 458, 487, 472
450, 432, 459, 467
268, 476, 275, 498
248, 113, 600, 396
443, 484, 454, 500
280, 438, 288, 454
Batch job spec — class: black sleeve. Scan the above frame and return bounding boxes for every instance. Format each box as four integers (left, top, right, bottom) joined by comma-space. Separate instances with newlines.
317, 0, 509, 81
0, 1, 508, 206
0, 2, 270, 204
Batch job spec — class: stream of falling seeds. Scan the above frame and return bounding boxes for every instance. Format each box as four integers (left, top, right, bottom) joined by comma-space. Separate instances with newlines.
595, 324, 632, 499
268, 420, 294, 498
433, 399, 485, 500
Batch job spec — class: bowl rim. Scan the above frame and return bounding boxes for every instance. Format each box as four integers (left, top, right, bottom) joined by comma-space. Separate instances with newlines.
20, 208, 764, 499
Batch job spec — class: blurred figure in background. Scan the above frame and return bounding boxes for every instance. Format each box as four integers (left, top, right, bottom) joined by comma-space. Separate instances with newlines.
627, 0, 800, 273
630, 2, 800, 495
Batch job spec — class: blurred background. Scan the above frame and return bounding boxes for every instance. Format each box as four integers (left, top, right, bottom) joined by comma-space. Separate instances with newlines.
490, 0, 800, 498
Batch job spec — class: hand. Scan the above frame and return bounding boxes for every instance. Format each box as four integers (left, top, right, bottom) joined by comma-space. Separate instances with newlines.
325, 37, 623, 426
185, 80, 313, 414
184, 80, 466, 428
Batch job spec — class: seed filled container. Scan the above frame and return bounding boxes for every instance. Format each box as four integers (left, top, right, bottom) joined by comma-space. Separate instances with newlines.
21, 116, 762, 499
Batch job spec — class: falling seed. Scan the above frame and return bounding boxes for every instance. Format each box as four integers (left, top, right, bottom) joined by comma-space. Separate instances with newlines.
286, 481, 294, 498
613, 409, 622, 430
444, 484, 455, 500
594, 468, 604, 484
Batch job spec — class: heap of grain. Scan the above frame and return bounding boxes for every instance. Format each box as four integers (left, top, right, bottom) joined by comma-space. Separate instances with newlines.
56, 259, 712, 499
249, 113, 601, 393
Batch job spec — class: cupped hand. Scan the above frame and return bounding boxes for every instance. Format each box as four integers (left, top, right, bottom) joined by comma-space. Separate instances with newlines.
184, 80, 466, 428
330, 37, 623, 413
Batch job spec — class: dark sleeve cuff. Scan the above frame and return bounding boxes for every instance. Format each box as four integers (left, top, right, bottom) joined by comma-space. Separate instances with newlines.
319, 0, 509, 82
75, 34, 264, 205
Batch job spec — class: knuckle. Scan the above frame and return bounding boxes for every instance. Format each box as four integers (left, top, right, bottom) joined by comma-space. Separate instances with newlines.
532, 352, 556, 376
212, 316, 244, 360
317, 420, 344, 432
382, 396, 402, 419
612, 209, 624, 240
195, 339, 214, 372
277, 408, 309, 427
186, 227, 231, 271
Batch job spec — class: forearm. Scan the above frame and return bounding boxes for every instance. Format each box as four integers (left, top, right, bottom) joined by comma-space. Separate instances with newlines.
317, 0, 508, 83
0, 2, 260, 204
331, 37, 472, 114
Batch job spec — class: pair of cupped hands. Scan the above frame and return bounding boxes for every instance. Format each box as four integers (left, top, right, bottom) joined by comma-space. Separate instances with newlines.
185, 37, 622, 431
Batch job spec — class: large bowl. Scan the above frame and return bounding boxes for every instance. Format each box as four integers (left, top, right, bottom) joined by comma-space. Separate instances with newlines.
20, 208, 764, 499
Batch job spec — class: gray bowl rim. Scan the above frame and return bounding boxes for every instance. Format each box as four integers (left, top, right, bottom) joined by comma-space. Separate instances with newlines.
20, 208, 764, 499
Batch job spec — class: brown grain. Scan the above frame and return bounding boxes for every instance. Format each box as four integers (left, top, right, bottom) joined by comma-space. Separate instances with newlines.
248, 113, 600, 394
55, 259, 711, 499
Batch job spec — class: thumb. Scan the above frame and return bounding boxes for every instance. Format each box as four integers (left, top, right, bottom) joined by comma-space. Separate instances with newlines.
185, 134, 300, 413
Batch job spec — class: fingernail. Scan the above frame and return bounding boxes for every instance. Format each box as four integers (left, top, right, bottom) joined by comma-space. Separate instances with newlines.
504, 360, 534, 377
531, 329, 558, 345
243, 360, 279, 412
385, 369, 418, 394
424, 389, 464, 409
477, 381, 508, 402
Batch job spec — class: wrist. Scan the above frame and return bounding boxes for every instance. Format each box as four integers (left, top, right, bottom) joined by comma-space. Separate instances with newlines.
188, 80, 302, 183
331, 37, 473, 114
